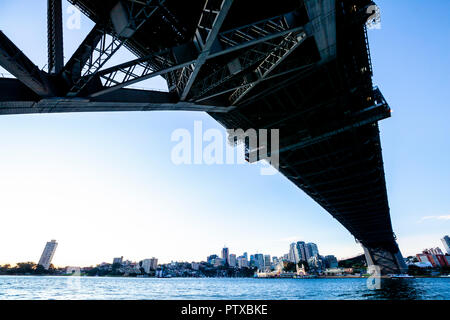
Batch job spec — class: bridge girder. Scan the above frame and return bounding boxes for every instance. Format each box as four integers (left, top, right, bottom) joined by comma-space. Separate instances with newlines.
0, 0, 407, 274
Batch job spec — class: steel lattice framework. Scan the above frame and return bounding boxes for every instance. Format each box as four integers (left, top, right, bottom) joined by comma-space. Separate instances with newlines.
0, 0, 407, 274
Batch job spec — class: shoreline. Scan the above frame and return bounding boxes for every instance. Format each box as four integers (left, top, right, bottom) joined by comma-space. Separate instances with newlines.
1, 274, 448, 279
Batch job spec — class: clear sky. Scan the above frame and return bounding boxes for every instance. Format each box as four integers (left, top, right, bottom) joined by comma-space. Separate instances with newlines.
0, 1, 449, 267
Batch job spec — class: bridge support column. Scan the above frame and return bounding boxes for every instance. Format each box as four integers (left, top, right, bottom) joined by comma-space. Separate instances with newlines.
362, 241, 408, 275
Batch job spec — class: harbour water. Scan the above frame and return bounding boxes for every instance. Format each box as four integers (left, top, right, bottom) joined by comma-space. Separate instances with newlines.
0, 276, 449, 300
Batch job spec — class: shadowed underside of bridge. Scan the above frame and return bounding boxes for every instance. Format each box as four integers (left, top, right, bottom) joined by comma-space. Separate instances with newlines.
0, 0, 406, 273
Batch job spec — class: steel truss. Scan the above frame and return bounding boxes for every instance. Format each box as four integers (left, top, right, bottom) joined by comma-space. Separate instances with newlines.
84, 10, 307, 99
229, 32, 307, 105
66, 0, 165, 96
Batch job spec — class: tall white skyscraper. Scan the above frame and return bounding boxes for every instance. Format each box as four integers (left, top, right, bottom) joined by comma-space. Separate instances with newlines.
289, 243, 299, 263
442, 235, 450, 254
38, 240, 58, 270
289, 241, 307, 263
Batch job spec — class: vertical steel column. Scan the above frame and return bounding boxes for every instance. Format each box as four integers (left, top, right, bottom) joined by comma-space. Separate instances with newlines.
48, 0, 64, 74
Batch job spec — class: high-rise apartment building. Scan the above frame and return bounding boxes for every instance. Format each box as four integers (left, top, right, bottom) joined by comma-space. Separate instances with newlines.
38, 240, 58, 270
222, 247, 229, 264
254, 254, 264, 270
141, 258, 158, 273
229, 254, 237, 267
442, 235, 450, 254
305, 243, 319, 260
264, 255, 271, 269
113, 256, 123, 265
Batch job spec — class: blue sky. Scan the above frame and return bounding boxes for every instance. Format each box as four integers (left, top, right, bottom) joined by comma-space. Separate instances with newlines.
0, 1, 449, 267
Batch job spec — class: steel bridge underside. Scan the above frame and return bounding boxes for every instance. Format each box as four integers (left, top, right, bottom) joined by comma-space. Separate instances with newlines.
0, 0, 406, 273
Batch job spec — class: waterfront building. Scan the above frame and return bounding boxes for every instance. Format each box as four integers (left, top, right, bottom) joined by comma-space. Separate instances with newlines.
289, 241, 309, 263
442, 235, 450, 254
141, 258, 158, 273
288, 243, 298, 263
191, 262, 200, 270
112, 256, 123, 265
65, 266, 80, 274
308, 255, 325, 272
425, 247, 444, 255
417, 252, 442, 267
254, 254, 264, 270
249, 255, 256, 267
264, 255, 271, 269
296, 242, 307, 261
237, 256, 248, 268
207, 254, 218, 264
214, 258, 225, 267
229, 254, 237, 267
324, 255, 338, 268
305, 243, 319, 260
38, 240, 58, 270
222, 247, 229, 264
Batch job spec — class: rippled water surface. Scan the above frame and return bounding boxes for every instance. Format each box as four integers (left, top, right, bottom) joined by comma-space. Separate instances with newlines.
0, 276, 448, 300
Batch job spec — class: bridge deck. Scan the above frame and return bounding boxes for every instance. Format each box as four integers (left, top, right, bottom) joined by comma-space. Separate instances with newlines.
0, 0, 404, 268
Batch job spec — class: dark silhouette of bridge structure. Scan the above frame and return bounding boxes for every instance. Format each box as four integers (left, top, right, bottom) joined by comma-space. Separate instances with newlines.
0, 0, 407, 274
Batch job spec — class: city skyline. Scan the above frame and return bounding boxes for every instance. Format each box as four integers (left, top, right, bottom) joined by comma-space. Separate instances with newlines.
3, 235, 449, 269
0, 0, 449, 267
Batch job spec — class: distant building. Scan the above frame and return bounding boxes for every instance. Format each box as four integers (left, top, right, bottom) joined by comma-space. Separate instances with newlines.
417, 251, 448, 267
113, 256, 123, 265
288, 243, 297, 263
264, 255, 271, 269
305, 243, 319, 260
425, 248, 444, 255
289, 241, 307, 264
214, 258, 225, 267
141, 258, 158, 273
222, 247, 229, 264
324, 255, 338, 268
38, 240, 58, 270
65, 266, 80, 274
249, 255, 255, 267
191, 262, 200, 271
237, 256, 248, 268
229, 254, 237, 267
297, 242, 307, 261
207, 254, 218, 264
442, 236, 450, 254
254, 254, 264, 270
